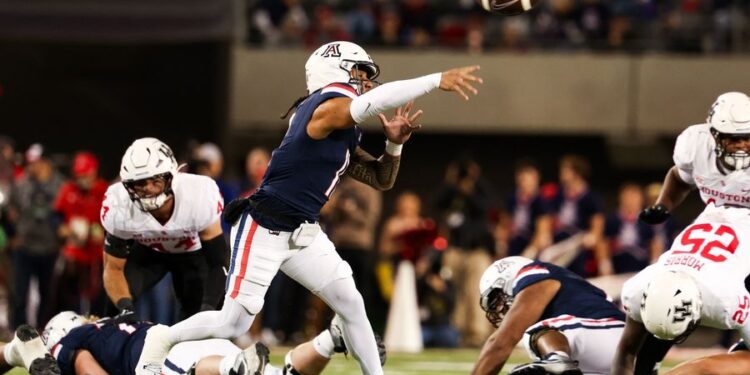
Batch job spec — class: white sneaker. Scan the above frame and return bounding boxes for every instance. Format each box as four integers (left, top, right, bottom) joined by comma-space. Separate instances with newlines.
134, 324, 172, 375
229, 342, 269, 375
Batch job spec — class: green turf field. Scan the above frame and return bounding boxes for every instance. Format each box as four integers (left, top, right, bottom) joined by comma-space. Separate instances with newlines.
2, 347, 682, 375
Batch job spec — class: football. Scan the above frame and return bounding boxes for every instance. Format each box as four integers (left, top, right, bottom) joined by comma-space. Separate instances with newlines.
478, 0, 540, 15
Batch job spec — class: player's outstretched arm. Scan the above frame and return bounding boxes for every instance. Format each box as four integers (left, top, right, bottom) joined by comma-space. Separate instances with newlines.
641, 166, 694, 225
471, 279, 561, 375
308, 66, 481, 139
611, 317, 649, 375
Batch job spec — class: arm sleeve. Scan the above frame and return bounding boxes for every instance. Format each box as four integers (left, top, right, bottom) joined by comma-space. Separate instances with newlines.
349, 73, 441, 123
200, 235, 229, 309
104, 232, 132, 258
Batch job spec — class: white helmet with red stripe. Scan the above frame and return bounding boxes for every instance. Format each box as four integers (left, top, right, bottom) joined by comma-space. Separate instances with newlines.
305, 41, 380, 95
479, 256, 533, 327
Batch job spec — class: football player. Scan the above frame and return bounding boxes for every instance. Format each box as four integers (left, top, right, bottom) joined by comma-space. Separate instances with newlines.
101, 138, 228, 322
1, 325, 60, 375
136, 41, 482, 375
472, 256, 625, 375
623, 92, 750, 374
40, 311, 382, 375
612, 204, 750, 374
639, 91, 750, 228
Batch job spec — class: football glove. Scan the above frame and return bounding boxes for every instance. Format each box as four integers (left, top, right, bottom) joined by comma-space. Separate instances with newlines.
223, 198, 250, 227
639, 204, 670, 225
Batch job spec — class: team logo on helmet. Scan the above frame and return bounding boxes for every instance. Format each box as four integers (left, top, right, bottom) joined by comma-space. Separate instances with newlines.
320, 43, 341, 58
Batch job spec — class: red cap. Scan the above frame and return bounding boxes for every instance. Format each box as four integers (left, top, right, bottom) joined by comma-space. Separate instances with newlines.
72, 151, 99, 176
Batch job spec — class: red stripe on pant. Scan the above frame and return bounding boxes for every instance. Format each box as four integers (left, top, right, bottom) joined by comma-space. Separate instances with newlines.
231, 221, 259, 298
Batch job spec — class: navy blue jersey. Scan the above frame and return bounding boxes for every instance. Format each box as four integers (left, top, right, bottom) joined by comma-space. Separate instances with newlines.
512, 261, 625, 322
604, 213, 655, 273
506, 191, 550, 255
52, 319, 152, 375
250, 83, 362, 231
548, 188, 604, 237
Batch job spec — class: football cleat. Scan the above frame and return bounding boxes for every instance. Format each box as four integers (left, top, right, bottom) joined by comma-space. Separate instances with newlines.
328, 314, 386, 365
7, 324, 60, 374
28, 354, 61, 375
509, 353, 582, 375
228, 342, 270, 375
134, 325, 172, 375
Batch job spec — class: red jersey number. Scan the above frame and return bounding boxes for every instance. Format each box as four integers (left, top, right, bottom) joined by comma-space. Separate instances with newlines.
672, 223, 739, 263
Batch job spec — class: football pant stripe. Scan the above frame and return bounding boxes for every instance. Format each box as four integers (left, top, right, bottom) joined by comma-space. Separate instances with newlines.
230, 220, 260, 298
226, 212, 249, 291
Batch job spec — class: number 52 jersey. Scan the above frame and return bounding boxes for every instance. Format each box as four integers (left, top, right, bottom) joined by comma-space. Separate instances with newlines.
100, 173, 223, 253
622, 204, 750, 332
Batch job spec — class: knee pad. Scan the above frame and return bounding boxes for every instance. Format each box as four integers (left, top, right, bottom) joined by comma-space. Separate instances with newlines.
527, 326, 558, 358
217, 297, 257, 337
230, 293, 265, 315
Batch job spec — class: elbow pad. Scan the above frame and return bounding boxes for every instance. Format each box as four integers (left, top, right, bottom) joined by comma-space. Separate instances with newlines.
349, 73, 441, 123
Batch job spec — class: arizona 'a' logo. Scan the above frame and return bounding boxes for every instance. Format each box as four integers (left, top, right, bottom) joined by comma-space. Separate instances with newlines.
321, 43, 341, 57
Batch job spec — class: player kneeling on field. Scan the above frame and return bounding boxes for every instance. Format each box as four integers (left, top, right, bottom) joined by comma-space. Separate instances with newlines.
612, 204, 750, 375
471, 256, 625, 375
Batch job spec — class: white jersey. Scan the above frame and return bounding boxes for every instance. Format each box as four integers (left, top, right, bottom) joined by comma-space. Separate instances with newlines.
622, 204, 750, 332
101, 173, 223, 254
674, 124, 750, 208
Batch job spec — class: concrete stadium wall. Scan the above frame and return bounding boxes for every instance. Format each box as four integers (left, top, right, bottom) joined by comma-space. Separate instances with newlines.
230, 48, 750, 137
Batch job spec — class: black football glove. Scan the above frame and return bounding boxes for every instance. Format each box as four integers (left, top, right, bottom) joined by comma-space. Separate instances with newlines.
222, 197, 251, 227
639, 204, 670, 225
113, 298, 140, 324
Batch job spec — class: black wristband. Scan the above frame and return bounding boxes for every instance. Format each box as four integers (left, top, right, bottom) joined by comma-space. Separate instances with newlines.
116, 297, 135, 311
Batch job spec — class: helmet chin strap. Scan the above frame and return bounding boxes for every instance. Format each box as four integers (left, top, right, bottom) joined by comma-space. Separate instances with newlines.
136, 192, 170, 212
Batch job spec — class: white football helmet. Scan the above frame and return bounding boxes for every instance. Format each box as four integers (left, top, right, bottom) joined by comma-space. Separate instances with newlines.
120, 137, 179, 211
305, 41, 380, 95
42, 311, 87, 350
479, 256, 533, 327
708, 92, 750, 171
640, 270, 702, 342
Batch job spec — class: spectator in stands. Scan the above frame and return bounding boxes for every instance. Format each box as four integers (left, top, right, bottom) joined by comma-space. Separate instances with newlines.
501, 159, 553, 260
304, 4, 351, 48
8, 144, 64, 329
434, 156, 494, 347
372, 5, 405, 48
416, 248, 459, 348
195, 143, 239, 232
250, 0, 309, 46
53, 151, 108, 315
0, 136, 16, 335
239, 147, 269, 197
546, 154, 605, 277
600, 182, 661, 275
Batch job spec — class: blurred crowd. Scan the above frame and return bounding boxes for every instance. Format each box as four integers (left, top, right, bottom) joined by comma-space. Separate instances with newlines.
0, 135, 682, 350
246, 0, 749, 54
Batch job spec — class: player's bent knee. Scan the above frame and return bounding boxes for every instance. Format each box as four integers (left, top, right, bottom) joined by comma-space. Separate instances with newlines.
527, 327, 560, 358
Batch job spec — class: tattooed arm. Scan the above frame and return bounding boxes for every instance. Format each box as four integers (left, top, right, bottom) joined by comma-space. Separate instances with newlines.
346, 147, 400, 191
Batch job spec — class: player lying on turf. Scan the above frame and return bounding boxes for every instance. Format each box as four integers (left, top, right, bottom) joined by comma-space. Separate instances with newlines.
612, 204, 750, 375
471, 256, 625, 375
39, 311, 384, 375
663, 339, 750, 375
1, 324, 61, 375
